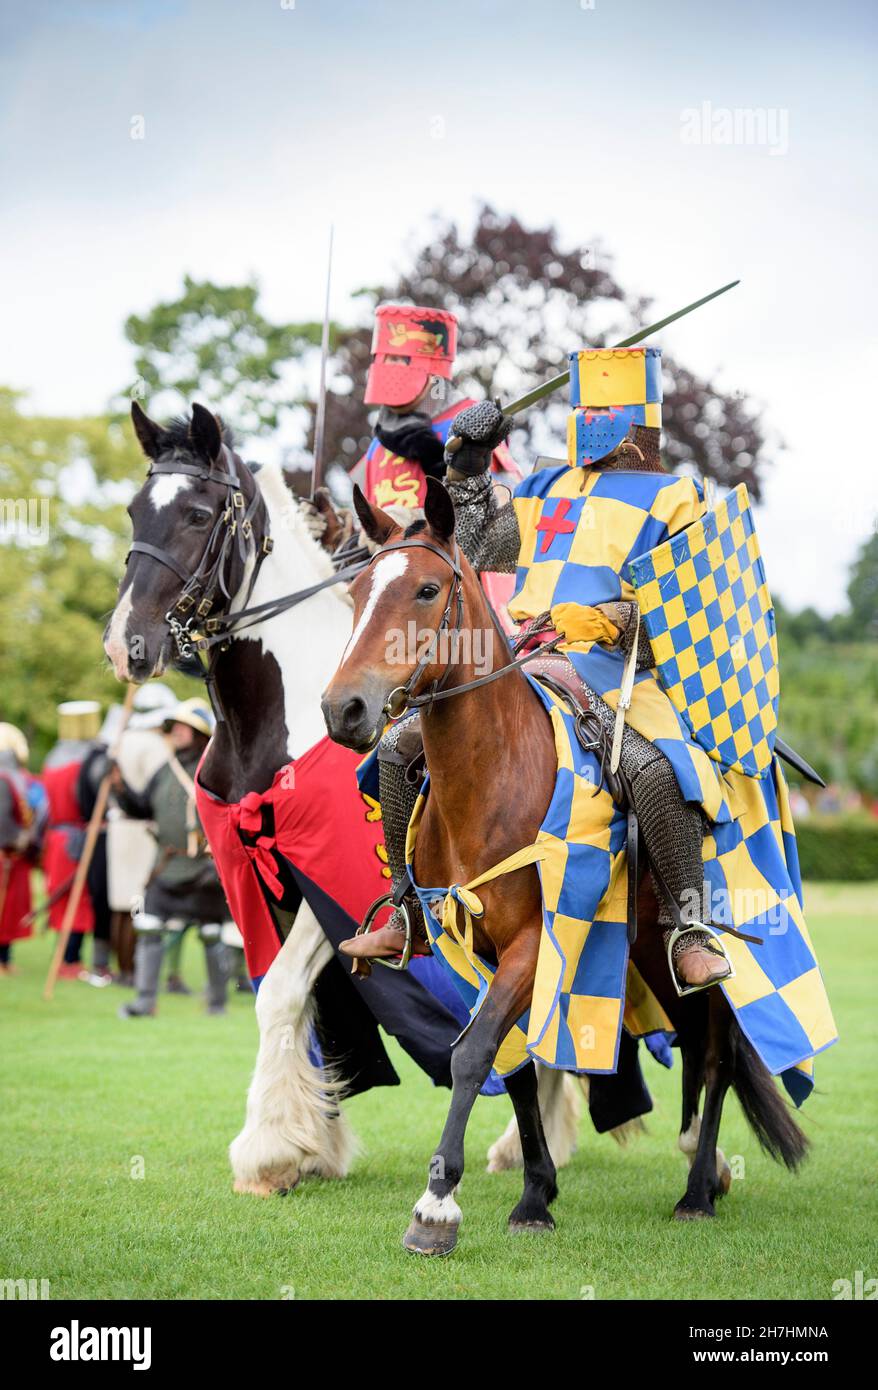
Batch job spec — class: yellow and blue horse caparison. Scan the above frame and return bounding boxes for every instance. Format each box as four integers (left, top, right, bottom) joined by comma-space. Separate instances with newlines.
405, 464, 836, 1102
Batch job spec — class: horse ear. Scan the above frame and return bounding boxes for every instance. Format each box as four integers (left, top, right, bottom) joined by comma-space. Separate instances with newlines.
189, 402, 223, 462
131, 401, 163, 460
423, 476, 455, 543
352, 485, 397, 545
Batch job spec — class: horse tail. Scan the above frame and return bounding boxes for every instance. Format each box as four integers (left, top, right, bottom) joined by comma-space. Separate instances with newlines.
730, 1019, 809, 1170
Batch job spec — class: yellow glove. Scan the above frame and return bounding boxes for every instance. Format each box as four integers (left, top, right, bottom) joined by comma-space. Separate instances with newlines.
550, 602, 620, 648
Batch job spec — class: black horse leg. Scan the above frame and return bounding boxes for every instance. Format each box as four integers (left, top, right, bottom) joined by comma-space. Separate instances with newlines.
677, 995, 707, 1166
675, 995, 732, 1219
504, 1060, 558, 1233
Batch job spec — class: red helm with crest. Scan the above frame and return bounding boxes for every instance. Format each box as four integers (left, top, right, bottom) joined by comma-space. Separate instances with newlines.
364, 304, 458, 408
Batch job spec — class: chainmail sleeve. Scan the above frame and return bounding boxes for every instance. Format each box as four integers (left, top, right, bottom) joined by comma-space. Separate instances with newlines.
625, 613, 658, 671
445, 473, 521, 574
600, 599, 657, 670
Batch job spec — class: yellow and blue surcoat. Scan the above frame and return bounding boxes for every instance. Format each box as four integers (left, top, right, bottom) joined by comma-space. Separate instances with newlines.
407, 464, 837, 1103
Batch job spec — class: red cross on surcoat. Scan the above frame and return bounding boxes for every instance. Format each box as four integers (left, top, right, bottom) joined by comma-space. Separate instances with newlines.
535, 498, 577, 555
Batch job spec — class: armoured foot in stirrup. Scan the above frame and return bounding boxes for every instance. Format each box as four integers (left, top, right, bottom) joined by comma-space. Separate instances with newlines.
664, 923, 734, 998
339, 893, 430, 974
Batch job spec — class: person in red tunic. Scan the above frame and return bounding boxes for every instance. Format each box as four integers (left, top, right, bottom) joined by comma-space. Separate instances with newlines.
348, 302, 520, 625
0, 723, 45, 974
40, 700, 101, 978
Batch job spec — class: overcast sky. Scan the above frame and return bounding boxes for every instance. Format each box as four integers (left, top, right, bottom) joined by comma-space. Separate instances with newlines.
1, 0, 876, 612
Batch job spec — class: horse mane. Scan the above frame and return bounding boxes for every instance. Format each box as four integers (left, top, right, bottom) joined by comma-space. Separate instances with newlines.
155, 413, 236, 453
251, 459, 336, 582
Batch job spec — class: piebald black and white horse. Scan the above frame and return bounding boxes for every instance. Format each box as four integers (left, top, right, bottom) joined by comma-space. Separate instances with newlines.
105, 402, 596, 1193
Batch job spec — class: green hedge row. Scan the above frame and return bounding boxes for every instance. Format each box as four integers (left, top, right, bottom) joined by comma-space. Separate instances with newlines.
795, 818, 878, 881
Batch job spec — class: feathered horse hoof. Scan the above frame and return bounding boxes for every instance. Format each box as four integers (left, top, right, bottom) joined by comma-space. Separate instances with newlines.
233, 1174, 300, 1198
402, 1217, 459, 1256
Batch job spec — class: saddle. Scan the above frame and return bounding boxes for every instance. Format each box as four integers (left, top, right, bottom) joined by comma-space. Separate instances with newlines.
513, 615, 627, 805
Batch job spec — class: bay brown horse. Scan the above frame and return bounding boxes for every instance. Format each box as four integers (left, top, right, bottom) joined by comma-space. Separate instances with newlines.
322, 477, 808, 1256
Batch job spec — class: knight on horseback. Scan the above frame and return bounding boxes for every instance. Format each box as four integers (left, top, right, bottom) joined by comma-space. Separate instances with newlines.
344, 346, 732, 993
307, 301, 519, 611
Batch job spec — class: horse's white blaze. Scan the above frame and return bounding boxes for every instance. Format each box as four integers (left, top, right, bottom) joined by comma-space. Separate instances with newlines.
149, 473, 190, 510
341, 550, 409, 667
413, 1188, 462, 1226
104, 587, 133, 679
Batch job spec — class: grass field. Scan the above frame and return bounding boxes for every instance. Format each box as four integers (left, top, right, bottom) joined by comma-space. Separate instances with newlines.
1, 882, 876, 1301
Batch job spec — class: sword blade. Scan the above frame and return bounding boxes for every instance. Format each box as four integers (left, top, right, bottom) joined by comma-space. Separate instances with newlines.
774, 735, 827, 789
311, 224, 334, 495
502, 279, 740, 417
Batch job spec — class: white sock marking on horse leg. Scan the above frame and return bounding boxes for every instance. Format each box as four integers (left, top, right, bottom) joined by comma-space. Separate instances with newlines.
340, 551, 409, 667
679, 1113, 701, 1167
413, 1187, 462, 1226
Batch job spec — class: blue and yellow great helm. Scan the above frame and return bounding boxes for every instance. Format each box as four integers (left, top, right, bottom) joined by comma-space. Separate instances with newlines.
567, 346, 662, 466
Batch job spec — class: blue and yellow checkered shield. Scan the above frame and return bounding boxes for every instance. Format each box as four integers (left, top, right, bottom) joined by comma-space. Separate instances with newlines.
629, 484, 779, 778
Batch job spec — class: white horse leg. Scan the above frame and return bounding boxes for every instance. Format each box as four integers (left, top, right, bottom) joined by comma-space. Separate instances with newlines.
229, 900, 357, 1195
487, 1067, 582, 1172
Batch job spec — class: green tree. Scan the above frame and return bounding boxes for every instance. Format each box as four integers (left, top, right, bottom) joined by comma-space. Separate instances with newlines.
117, 276, 328, 437
846, 530, 878, 641
0, 389, 192, 764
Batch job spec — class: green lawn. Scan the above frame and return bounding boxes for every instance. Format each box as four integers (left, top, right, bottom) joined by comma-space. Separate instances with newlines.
1, 882, 876, 1301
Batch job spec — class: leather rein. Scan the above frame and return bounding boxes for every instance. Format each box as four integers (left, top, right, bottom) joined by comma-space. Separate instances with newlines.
371, 535, 563, 720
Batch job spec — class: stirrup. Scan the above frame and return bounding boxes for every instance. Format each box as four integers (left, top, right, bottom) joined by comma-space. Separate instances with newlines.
666, 922, 735, 999
353, 893, 413, 972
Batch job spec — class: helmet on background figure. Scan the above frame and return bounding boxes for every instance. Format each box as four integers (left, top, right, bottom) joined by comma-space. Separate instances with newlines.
129, 682, 177, 731
56, 700, 102, 743
162, 698, 215, 739
0, 722, 29, 765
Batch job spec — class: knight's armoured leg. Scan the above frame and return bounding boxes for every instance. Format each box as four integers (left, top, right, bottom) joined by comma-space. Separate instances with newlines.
377, 714, 426, 934
620, 729, 730, 987
619, 726, 705, 927
582, 689, 728, 987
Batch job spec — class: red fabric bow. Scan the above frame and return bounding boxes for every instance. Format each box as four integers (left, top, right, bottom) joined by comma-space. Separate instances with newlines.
230, 793, 284, 899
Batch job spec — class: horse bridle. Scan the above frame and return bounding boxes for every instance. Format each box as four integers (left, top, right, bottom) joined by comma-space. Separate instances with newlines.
127, 444, 273, 663
370, 534, 563, 720
374, 536, 466, 719
126, 446, 368, 718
